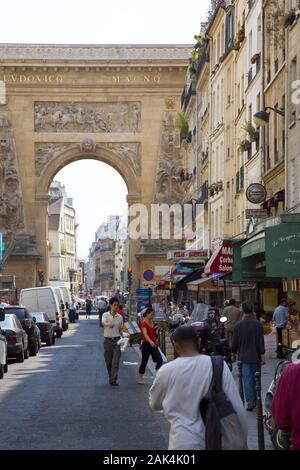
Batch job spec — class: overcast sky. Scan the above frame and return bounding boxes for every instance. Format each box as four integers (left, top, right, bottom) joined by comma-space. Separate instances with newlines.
1, 0, 210, 259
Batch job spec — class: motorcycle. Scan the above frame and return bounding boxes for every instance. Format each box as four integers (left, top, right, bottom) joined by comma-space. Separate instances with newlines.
264, 345, 300, 450
190, 316, 232, 370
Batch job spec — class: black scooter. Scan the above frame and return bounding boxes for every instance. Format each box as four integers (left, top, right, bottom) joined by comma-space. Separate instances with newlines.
264, 345, 299, 450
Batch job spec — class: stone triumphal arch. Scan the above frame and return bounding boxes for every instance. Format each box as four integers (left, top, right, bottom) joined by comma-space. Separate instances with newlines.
0, 44, 190, 290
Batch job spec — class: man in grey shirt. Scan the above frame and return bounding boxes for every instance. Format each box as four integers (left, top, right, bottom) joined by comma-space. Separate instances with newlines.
102, 297, 124, 386
272, 299, 289, 358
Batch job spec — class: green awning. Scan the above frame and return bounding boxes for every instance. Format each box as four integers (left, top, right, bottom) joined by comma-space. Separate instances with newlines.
266, 223, 300, 278
241, 232, 265, 259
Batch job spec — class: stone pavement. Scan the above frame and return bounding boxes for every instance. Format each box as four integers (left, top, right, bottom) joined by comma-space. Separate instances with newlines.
133, 345, 278, 450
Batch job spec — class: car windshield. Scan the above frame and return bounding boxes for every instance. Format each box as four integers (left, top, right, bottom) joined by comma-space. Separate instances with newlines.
32, 313, 45, 322
0, 315, 14, 329
5, 308, 26, 320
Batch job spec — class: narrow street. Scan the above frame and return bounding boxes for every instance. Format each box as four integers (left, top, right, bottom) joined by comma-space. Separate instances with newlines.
0, 317, 169, 450
0, 315, 278, 451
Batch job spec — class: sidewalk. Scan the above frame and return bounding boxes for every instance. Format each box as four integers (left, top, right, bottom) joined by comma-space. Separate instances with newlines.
133, 345, 276, 450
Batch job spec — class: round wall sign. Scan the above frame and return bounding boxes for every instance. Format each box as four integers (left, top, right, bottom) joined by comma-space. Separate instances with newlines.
143, 269, 154, 281
246, 183, 267, 205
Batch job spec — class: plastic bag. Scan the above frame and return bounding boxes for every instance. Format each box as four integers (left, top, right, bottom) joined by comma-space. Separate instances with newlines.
117, 337, 129, 353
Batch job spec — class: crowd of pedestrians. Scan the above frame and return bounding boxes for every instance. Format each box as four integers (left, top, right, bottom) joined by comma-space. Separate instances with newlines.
85, 293, 300, 450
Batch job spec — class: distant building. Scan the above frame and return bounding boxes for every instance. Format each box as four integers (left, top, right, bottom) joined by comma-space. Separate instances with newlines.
48, 181, 78, 289
88, 213, 128, 296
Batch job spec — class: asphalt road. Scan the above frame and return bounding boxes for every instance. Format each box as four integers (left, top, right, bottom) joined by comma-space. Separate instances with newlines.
0, 316, 169, 450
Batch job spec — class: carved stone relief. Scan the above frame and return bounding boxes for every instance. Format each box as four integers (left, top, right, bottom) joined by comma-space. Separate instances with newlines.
154, 99, 184, 204
0, 116, 25, 233
34, 102, 141, 133
35, 142, 141, 177
101, 143, 141, 176
35, 143, 74, 176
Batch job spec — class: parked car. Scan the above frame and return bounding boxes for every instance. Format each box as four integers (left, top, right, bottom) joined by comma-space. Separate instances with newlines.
0, 308, 8, 378
19, 287, 63, 338
32, 312, 55, 346
54, 287, 69, 332
0, 313, 29, 363
4, 306, 40, 356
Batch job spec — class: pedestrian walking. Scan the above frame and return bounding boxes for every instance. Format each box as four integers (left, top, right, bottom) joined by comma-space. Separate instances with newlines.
102, 297, 124, 386
231, 301, 266, 411
223, 299, 242, 347
138, 307, 163, 385
272, 299, 289, 358
272, 362, 300, 450
149, 326, 247, 450
85, 298, 92, 319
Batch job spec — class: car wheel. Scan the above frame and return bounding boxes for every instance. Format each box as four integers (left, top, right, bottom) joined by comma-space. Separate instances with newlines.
0, 364, 4, 379
56, 330, 62, 338
4, 361, 8, 373
24, 348, 29, 359
46, 336, 52, 346
16, 349, 24, 363
30, 341, 38, 357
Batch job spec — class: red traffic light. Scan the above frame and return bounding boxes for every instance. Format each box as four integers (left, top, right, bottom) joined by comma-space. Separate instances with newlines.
128, 268, 133, 273
37, 269, 44, 274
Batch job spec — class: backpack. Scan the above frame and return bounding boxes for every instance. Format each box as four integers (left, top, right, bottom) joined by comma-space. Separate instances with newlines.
200, 356, 248, 450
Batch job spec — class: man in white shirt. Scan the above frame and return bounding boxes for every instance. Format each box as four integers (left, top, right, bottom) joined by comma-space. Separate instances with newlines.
149, 326, 248, 450
102, 297, 124, 386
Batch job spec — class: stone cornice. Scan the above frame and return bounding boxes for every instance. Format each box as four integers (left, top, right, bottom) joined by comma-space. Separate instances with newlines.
0, 43, 192, 63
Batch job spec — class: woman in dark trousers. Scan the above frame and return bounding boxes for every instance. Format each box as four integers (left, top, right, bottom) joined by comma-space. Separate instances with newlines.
138, 308, 163, 385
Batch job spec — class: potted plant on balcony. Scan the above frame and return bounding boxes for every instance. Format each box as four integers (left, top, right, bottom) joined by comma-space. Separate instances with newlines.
239, 139, 251, 152
177, 112, 192, 145
238, 24, 245, 42
242, 121, 259, 142
217, 181, 223, 192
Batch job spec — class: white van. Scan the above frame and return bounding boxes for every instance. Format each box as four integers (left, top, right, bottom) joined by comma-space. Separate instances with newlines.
58, 286, 72, 308
53, 287, 69, 331
19, 287, 63, 338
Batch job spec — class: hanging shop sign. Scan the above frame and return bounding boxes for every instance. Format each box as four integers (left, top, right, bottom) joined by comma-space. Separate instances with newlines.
167, 250, 209, 260
205, 242, 233, 275
246, 209, 269, 219
246, 183, 267, 205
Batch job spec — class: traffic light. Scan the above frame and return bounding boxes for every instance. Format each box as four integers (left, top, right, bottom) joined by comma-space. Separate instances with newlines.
37, 268, 44, 287
127, 268, 133, 292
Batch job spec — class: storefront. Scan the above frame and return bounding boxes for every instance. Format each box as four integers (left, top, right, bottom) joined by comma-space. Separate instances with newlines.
232, 213, 300, 316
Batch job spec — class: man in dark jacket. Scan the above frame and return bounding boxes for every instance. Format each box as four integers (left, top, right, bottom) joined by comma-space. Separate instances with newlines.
231, 301, 266, 411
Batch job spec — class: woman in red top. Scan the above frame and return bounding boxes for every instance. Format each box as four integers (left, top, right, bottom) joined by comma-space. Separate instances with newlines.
138, 308, 163, 384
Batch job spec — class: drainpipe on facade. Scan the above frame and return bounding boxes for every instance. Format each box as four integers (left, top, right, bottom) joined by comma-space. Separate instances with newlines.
207, 33, 213, 252
261, 4, 266, 188
284, 23, 292, 299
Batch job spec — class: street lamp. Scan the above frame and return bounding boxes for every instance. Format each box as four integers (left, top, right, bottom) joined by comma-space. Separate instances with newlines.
254, 107, 285, 127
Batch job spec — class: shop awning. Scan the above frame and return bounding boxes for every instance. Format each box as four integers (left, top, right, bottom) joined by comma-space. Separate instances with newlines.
187, 272, 229, 292
266, 221, 300, 278
204, 242, 233, 275
241, 232, 265, 259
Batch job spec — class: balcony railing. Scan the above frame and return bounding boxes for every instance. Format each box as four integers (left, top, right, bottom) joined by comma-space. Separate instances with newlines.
196, 53, 209, 79
182, 81, 196, 112
199, 181, 209, 204
247, 67, 253, 87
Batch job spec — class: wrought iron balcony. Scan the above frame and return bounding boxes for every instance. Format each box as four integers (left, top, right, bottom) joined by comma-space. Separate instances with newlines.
181, 81, 196, 112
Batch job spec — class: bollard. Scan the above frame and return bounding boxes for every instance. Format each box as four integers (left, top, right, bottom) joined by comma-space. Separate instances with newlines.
237, 361, 245, 404
255, 372, 265, 451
